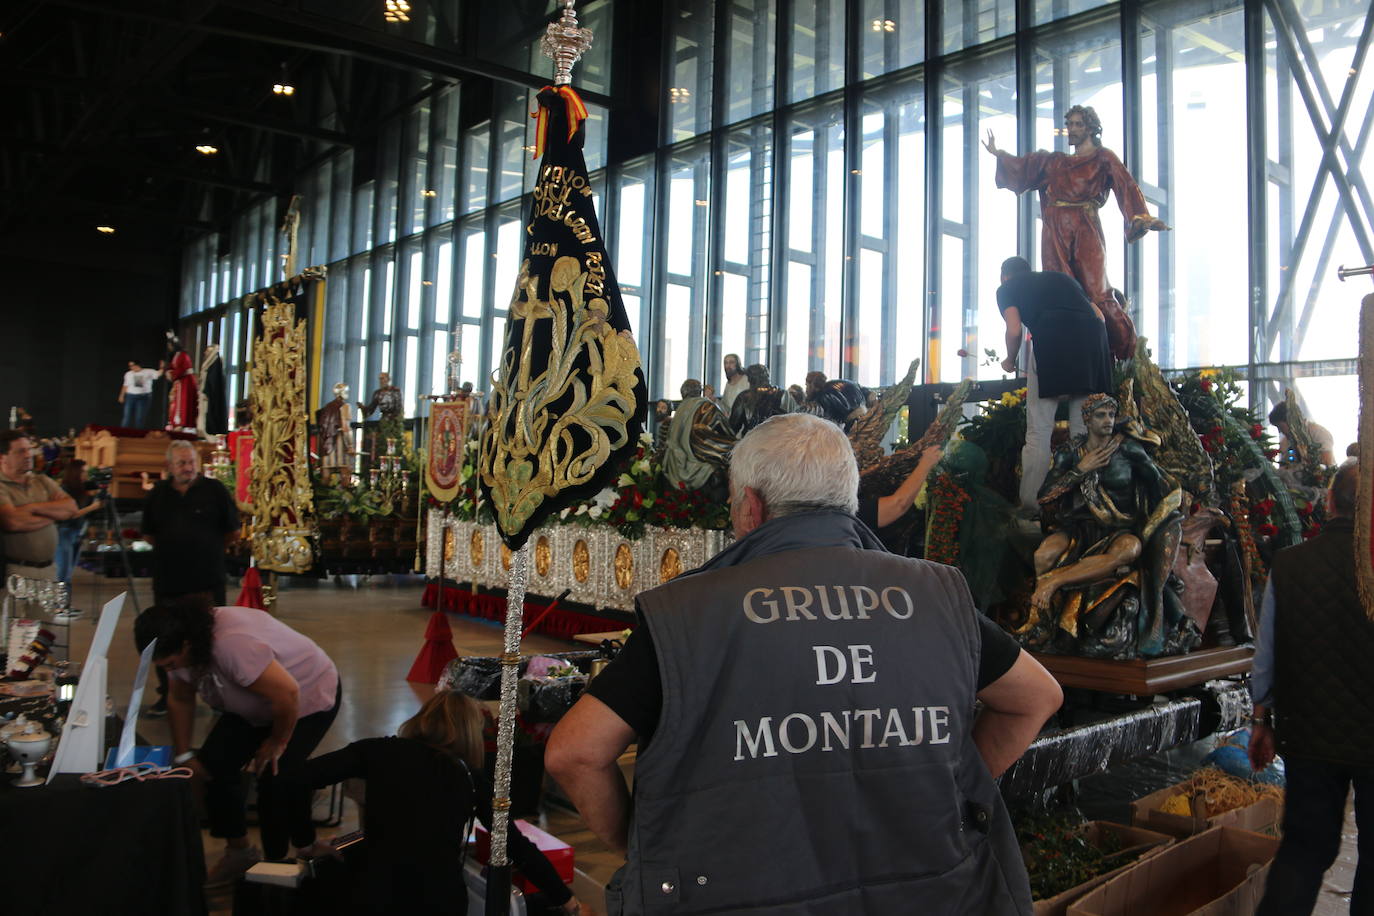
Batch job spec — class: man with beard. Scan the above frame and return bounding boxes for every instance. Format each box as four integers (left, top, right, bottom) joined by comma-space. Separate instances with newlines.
720, 353, 749, 413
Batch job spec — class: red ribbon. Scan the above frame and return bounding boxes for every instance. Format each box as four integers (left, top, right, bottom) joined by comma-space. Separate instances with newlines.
531, 85, 590, 159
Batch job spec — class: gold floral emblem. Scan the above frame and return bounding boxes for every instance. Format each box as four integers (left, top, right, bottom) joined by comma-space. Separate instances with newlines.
572, 539, 590, 582
535, 536, 552, 577
614, 542, 634, 590
659, 547, 681, 583
470, 529, 485, 567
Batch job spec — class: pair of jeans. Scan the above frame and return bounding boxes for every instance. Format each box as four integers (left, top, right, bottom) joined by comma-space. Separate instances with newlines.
1257, 754, 1374, 915
199, 679, 341, 860
122, 392, 151, 428
1019, 341, 1088, 512
53, 520, 87, 601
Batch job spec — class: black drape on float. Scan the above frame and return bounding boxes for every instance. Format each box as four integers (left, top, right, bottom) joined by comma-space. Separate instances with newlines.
201, 348, 227, 435
477, 86, 647, 550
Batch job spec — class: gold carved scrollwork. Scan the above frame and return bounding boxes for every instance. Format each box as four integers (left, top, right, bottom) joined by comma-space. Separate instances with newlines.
443, 527, 455, 565
659, 547, 681, 583
470, 530, 485, 567
535, 536, 552, 577
614, 543, 633, 591
572, 539, 590, 582
249, 291, 318, 574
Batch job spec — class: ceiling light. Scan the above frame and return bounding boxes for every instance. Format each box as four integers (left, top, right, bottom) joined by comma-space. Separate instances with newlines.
422, 280, 434, 286
668, 87, 691, 103
421, 189, 437, 198
96, 225, 115, 234
871, 19, 895, 32
272, 83, 295, 96
196, 144, 219, 155
1085, 65, 1102, 73
384, 0, 411, 22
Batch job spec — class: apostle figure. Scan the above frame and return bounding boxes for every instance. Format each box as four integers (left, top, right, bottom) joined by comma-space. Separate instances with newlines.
358, 371, 405, 444
1021, 394, 1198, 659
984, 105, 1169, 359
729, 364, 799, 436
165, 332, 199, 433
316, 382, 355, 483
662, 379, 735, 494
720, 353, 748, 413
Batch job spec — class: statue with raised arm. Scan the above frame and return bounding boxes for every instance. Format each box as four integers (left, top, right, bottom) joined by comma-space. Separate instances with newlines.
1017, 393, 1200, 659
983, 105, 1169, 360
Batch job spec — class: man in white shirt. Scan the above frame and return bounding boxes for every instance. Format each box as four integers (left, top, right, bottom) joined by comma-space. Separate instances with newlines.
119, 360, 160, 428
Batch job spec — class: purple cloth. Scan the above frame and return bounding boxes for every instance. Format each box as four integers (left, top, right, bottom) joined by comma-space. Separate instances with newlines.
172, 606, 339, 727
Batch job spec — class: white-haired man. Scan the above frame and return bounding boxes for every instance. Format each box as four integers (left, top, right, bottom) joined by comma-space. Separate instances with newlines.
141, 439, 239, 715
548, 413, 1061, 914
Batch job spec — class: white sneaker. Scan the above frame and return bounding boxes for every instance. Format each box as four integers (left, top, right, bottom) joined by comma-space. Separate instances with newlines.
205, 844, 262, 887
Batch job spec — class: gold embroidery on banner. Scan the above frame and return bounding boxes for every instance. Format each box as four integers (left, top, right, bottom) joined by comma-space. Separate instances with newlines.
478, 250, 643, 543
501, 544, 513, 572
659, 547, 681, 583
535, 536, 552, 577
614, 543, 633, 590
248, 291, 317, 574
470, 530, 485, 567
572, 539, 590, 582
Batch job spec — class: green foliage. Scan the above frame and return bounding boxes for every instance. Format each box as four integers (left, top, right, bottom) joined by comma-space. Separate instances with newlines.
1017, 813, 1130, 901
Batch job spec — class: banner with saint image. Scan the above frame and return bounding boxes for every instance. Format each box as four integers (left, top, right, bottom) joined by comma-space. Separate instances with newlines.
426, 399, 471, 503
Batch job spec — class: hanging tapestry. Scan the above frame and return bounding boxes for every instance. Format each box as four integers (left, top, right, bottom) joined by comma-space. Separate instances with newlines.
477, 86, 647, 550
427, 398, 471, 503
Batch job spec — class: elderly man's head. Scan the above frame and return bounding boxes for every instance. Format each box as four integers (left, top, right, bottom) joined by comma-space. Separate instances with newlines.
728, 413, 858, 538
680, 378, 703, 399
166, 440, 201, 487
0, 430, 33, 478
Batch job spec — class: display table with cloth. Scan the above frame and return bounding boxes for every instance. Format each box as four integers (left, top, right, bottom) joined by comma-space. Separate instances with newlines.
0, 773, 206, 914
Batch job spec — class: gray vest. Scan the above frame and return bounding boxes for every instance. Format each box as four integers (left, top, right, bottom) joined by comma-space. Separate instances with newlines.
612, 544, 1032, 915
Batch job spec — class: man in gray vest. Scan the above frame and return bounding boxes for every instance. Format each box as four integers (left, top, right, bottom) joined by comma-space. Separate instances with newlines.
1249, 462, 1374, 914
662, 379, 735, 495
548, 413, 1061, 915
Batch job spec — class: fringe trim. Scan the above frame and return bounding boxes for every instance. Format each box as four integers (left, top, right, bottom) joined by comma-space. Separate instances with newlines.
1356, 294, 1374, 621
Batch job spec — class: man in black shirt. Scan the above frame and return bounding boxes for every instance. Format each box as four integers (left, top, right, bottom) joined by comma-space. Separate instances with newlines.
997, 256, 1113, 515
141, 439, 239, 714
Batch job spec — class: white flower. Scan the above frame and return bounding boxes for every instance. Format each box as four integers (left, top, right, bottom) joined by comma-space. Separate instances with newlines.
589, 506, 604, 519
593, 487, 617, 508
632, 459, 650, 475
618, 473, 634, 487
560, 507, 571, 519
575, 504, 588, 516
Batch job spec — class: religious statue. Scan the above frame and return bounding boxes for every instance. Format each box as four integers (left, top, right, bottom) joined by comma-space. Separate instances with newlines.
1017, 393, 1200, 659
358, 370, 405, 445
729, 364, 799, 435
662, 379, 735, 495
984, 105, 1169, 359
651, 399, 674, 461
315, 382, 355, 483
164, 332, 199, 433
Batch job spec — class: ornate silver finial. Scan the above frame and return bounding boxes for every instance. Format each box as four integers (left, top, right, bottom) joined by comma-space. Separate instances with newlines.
540, 0, 593, 87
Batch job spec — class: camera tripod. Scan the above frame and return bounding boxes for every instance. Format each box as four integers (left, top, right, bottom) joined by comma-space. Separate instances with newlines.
82, 487, 142, 614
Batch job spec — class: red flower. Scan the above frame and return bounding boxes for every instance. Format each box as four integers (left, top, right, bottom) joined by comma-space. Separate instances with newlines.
1256, 498, 1275, 514
1201, 379, 1213, 392
1251, 424, 1264, 439
1265, 448, 1279, 460
1257, 523, 1279, 538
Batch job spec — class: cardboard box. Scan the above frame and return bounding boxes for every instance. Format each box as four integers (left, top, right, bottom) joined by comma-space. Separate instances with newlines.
1131, 779, 1282, 838
1067, 826, 1279, 916
1032, 822, 1175, 916
473, 818, 575, 895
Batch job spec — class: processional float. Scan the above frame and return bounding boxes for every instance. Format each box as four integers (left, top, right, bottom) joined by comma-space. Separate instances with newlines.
476, 2, 648, 910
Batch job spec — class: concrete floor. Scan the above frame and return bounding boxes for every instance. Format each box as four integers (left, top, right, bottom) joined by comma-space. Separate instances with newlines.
55, 569, 1363, 915
63, 570, 619, 914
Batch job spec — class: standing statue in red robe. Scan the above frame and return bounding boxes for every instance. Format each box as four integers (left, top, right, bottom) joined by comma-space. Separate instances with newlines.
165, 333, 199, 432
984, 105, 1169, 359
